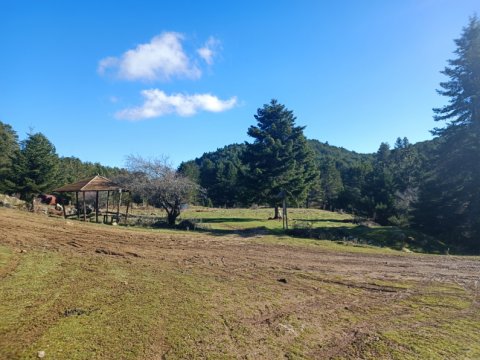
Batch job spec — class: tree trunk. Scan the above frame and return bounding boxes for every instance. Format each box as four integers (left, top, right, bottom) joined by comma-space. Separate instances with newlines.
167, 211, 178, 227
273, 205, 281, 219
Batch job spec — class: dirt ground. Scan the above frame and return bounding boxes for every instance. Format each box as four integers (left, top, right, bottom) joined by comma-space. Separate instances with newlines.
1, 208, 479, 359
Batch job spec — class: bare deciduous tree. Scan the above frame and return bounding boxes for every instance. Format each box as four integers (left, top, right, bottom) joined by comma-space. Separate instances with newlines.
121, 155, 199, 226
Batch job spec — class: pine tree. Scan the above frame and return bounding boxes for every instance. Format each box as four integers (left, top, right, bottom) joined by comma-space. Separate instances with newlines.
0, 121, 20, 193
12, 132, 60, 201
390, 137, 421, 227
336, 161, 368, 215
433, 16, 480, 135
319, 159, 343, 210
243, 100, 319, 217
362, 143, 396, 224
415, 16, 480, 251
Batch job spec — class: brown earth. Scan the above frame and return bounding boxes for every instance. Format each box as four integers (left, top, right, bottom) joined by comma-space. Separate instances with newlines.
0, 207, 479, 359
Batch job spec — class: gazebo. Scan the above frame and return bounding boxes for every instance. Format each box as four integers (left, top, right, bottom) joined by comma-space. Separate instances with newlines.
53, 175, 130, 224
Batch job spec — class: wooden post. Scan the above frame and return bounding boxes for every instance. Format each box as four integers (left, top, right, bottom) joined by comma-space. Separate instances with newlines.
116, 190, 122, 223
106, 190, 110, 217
282, 195, 288, 230
76, 192, 79, 220
95, 191, 99, 223
62, 197, 67, 219
285, 201, 288, 230
124, 192, 130, 225
83, 192, 86, 222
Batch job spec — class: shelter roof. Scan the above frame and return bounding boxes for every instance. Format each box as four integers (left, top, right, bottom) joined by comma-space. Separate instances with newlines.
53, 175, 128, 192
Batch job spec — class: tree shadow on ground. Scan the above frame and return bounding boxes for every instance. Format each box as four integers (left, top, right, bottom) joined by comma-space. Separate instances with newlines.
294, 218, 354, 223
196, 217, 260, 224
185, 226, 274, 238
287, 225, 447, 254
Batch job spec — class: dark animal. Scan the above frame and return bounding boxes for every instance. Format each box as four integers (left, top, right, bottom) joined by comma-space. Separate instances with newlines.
38, 194, 57, 205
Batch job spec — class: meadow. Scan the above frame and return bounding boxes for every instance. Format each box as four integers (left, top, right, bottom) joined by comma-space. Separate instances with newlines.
0, 207, 479, 359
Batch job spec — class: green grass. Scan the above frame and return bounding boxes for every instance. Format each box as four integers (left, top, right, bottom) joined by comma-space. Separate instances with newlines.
181, 207, 353, 232
374, 284, 480, 360
0, 251, 159, 359
0, 245, 12, 270
174, 207, 447, 254
1, 207, 478, 359
324, 282, 480, 360
0, 249, 300, 359
0, 250, 235, 359
126, 205, 448, 253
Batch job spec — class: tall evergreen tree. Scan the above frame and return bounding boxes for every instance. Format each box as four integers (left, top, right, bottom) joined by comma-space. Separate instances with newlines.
415, 15, 480, 251
432, 15, 480, 135
243, 100, 319, 218
0, 121, 20, 193
389, 137, 421, 227
362, 143, 396, 224
336, 161, 372, 215
319, 159, 343, 210
12, 132, 60, 201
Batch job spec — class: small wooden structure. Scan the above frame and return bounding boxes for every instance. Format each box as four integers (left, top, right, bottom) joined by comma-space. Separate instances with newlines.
53, 175, 130, 224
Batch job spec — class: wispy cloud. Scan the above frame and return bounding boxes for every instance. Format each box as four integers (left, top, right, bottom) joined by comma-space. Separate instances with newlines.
98, 32, 201, 81
197, 36, 221, 65
116, 89, 237, 120
109, 95, 119, 103
98, 57, 119, 75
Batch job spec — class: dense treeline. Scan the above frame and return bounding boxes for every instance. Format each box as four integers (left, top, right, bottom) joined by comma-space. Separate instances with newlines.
0, 122, 127, 201
179, 118, 474, 250
178, 144, 247, 208
179, 135, 429, 224
178, 16, 480, 252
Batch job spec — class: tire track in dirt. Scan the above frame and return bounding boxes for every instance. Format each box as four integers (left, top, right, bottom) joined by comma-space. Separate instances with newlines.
2, 208, 480, 358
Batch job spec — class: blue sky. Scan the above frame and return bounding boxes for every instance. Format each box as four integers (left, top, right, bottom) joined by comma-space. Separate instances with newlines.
1, 0, 479, 167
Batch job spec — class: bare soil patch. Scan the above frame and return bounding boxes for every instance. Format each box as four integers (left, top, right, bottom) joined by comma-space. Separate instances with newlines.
0, 208, 479, 359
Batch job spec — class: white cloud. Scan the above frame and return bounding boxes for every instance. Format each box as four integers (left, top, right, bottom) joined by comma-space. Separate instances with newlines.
98, 32, 201, 81
197, 36, 221, 65
116, 89, 237, 120
98, 57, 119, 75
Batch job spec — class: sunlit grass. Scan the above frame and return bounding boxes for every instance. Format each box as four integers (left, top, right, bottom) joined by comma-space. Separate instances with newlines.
0, 208, 477, 358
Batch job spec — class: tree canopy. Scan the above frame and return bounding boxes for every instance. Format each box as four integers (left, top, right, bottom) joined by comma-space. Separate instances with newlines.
242, 100, 319, 217
414, 15, 480, 251
11, 132, 60, 201
433, 15, 480, 135
125, 155, 199, 226
0, 121, 19, 194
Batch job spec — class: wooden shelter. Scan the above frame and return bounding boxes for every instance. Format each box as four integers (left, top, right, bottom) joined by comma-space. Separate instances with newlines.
53, 175, 130, 224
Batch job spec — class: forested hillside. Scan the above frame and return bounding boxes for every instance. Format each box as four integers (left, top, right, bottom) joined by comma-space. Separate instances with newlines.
175, 16, 480, 253
175, 96, 474, 252
178, 136, 433, 226
0, 122, 127, 202
178, 144, 246, 208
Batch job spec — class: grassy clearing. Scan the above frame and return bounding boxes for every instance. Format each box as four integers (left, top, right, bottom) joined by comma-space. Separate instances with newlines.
0, 251, 163, 359
368, 284, 480, 360
125, 205, 447, 253
0, 207, 478, 359
0, 249, 241, 359
174, 207, 447, 254
0, 245, 12, 270
180, 207, 353, 232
